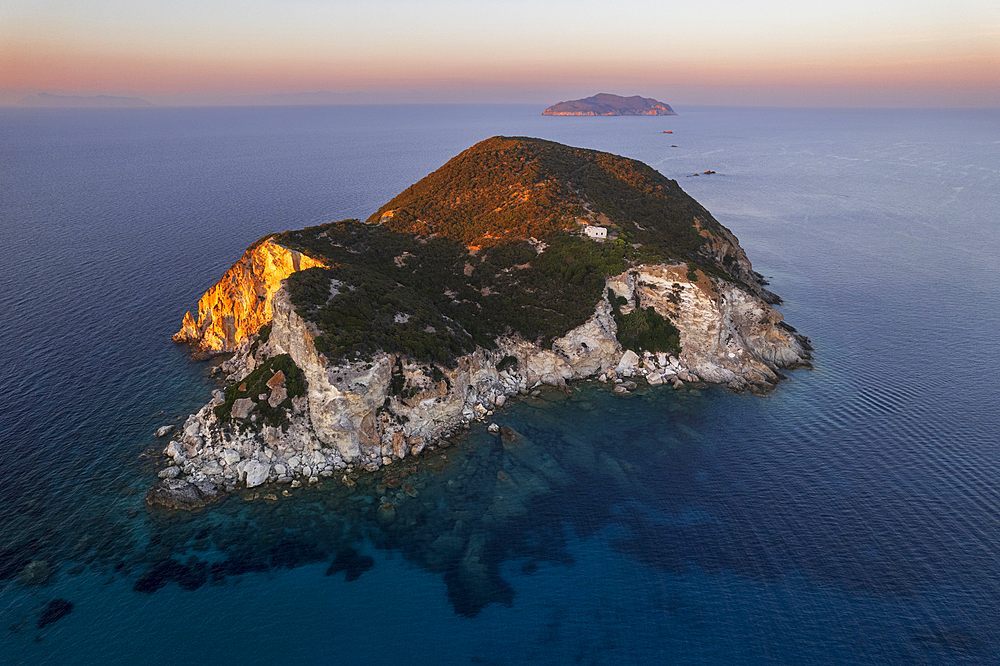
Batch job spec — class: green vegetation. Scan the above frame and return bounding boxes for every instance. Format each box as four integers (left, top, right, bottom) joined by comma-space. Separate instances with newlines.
389, 359, 407, 396
214, 354, 306, 430
609, 289, 681, 355
669, 283, 684, 305
280, 220, 639, 365
615, 307, 681, 355
270, 137, 747, 367
496, 355, 518, 373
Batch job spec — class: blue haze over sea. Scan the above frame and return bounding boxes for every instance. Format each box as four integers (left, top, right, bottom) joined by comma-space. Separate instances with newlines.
0, 104, 998, 664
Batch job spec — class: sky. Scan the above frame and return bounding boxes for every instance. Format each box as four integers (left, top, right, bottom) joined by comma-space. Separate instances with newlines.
2, 0, 998, 107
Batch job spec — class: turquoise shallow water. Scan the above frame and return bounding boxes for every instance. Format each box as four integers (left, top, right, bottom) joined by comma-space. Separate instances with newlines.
1, 105, 998, 664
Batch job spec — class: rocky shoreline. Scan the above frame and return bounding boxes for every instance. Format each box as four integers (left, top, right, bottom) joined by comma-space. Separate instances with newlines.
147, 255, 810, 512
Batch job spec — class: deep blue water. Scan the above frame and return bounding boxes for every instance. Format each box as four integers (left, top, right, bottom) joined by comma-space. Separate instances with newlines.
1, 104, 998, 664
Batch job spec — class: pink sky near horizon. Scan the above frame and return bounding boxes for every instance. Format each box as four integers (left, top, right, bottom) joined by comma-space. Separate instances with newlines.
2, 0, 998, 107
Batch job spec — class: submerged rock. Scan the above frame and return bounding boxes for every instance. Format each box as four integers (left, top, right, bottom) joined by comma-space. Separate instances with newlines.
446, 533, 513, 617
325, 548, 375, 581
38, 598, 74, 628
18, 560, 54, 587
377, 503, 396, 525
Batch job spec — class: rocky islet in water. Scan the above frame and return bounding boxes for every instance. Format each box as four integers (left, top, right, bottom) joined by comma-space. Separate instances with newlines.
152, 136, 811, 511
542, 93, 677, 116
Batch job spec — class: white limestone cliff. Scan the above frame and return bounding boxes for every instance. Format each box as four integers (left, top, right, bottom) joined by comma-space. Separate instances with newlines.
148, 261, 809, 511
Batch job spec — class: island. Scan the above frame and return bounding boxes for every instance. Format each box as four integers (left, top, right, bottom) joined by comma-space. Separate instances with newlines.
15, 92, 153, 108
542, 93, 676, 116
149, 136, 810, 511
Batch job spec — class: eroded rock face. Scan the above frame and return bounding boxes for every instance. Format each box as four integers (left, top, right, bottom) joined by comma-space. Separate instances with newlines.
608, 264, 810, 390
172, 239, 325, 354
152, 260, 809, 510
269, 288, 393, 461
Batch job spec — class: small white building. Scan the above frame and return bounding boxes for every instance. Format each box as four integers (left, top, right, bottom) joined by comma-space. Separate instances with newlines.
584, 225, 607, 241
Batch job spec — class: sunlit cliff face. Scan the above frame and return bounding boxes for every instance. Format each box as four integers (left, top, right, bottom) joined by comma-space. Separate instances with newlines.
173, 239, 325, 354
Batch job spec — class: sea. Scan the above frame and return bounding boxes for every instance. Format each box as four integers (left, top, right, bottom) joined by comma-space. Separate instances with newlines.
1, 104, 998, 665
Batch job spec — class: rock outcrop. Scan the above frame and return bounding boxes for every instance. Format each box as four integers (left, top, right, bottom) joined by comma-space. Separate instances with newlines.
608, 265, 809, 391
172, 239, 325, 354
148, 261, 809, 511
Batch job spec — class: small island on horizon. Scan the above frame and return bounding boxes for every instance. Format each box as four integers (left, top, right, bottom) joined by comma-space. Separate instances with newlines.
543, 93, 676, 116
15, 92, 153, 108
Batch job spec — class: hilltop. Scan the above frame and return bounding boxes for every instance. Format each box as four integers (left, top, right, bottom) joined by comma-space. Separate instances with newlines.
276, 136, 765, 364
542, 94, 676, 116
366, 136, 746, 269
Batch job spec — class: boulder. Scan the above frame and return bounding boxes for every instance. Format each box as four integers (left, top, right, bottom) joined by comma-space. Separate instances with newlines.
163, 440, 185, 461
266, 370, 286, 389
155, 425, 175, 438
244, 460, 269, 488
157, 466, 181, 479
616, 350, 640, 375
268, 385, 287, 408
232, 397, 255, 419
183, 419, 201, 440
